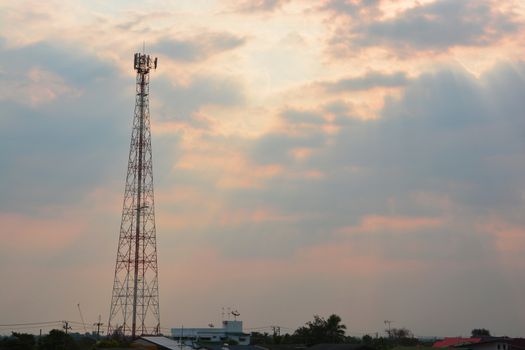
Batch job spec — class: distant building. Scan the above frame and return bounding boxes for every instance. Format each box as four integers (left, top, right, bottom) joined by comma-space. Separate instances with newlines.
307, 344, 377, 350
132, 336, 195, 350
433, 338, 482, 348
171, 320, 250, 345
455, 338, 525, 350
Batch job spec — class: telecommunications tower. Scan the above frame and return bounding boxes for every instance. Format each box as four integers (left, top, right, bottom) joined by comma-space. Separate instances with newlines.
108, 52, 160, 338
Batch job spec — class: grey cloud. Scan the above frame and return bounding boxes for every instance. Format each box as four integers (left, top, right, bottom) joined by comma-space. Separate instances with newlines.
152, 32, 246, 62
2, 40, 115, 86
321, 0, 381, 18
0, 41, 136, 213
250, 130, 326, 165
282, 109, 325, 125
324, 71, 409, 91
228, 61, 525, 261
235, 0, 289, 13
325, 0, 521, 53
154, 74, 245, 128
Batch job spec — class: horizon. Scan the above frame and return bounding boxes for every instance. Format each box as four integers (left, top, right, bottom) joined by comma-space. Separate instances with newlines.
1, 0, 525, 339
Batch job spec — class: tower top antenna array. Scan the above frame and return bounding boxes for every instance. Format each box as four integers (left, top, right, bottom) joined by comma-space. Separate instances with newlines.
134, 52, 157, 73
108, 52, 160, 339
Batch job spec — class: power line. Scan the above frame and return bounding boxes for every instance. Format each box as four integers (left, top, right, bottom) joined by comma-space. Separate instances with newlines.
0, 321, 62, 327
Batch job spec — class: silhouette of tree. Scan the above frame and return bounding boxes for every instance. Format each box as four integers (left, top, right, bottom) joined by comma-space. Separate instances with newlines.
293, 314, 347, 345
326, 314, 346, 343
471, 329, 491, 337
39, 329, 78, 350
385, 328, 417, 346
0, 332, 35, 350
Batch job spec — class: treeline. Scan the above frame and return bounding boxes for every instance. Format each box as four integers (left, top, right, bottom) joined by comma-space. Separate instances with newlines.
251, 314, 421, 349
0, 330, 117, 350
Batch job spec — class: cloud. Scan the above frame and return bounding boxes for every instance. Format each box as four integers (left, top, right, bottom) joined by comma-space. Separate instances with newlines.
234, 0, 290, 13
2, 40, 115, 85
282, 109, 326, 125
324, 71, 409, 91
154, 74, 246, 128
250, 130, 326, 165
230, 61, 525, 263
324, 0, 522, 54
152, 32, 246, 62
0, 40, 131, 213
321, 0, 381, 18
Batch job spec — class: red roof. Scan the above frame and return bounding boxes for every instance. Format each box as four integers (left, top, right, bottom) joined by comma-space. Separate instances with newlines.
433, 338, 482, 348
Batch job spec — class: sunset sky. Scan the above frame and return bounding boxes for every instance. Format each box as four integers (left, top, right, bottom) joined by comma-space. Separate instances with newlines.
1, 0, 525, 338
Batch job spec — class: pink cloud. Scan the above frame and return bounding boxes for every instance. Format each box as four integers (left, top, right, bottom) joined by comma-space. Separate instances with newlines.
339, 215, 443, 235
0, 212, 86, 255
482, 220, 525, 255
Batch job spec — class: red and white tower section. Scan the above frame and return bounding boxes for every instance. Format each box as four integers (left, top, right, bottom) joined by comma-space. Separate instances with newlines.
108, 53, 160, 338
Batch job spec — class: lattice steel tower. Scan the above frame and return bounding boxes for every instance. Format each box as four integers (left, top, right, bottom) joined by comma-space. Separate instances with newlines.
108, 52, 160, 338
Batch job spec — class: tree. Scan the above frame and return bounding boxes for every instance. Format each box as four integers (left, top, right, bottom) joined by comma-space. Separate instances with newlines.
0, 333, 35, 350
38, 329, 78, 350
471, 329, 491, 337
250, 332, 272, 345
325, 314, 346, 343
386, 327, 413, 339
362, 335, 373, 345
293, 314, 347, 345
385, 328, 417, 346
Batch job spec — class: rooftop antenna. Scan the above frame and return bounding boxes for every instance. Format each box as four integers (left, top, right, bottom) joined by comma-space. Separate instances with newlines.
143, 41, 145, 54
231, 310, 240, 321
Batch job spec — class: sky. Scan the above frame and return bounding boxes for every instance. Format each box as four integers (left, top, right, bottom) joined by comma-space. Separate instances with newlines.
1, 0, 525, 339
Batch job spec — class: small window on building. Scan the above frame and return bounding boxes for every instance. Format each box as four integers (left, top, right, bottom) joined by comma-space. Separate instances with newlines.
497, 345, 500, 350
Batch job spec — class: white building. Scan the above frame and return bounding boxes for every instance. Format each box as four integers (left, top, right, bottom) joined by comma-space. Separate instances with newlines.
171, 320, 250, 345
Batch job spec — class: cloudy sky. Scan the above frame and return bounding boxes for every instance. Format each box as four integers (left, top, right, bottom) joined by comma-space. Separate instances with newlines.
1, 0, 525, 338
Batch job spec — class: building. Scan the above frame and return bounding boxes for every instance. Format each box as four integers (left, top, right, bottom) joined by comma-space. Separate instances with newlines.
456, 338, 525, 350
433, 338, 482, 348
307, 344, 377, 350
132, 336, 196, 350
171, 320, 250, 345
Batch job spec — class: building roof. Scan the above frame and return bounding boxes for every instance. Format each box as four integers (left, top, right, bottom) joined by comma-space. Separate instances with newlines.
433, 338, 482, 348
140, 336, 194, 350
510, 339, 525, 350
455, 338, 525, 350
307, 343, 377, 350
203, 345, 264, 350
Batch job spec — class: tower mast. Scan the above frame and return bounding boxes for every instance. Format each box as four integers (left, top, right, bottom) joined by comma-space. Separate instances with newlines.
108, 52, 160, 338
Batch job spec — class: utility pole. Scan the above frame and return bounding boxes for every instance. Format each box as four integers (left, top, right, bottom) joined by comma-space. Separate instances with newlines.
63, 321, 72, 335
107, 52, 160, 339
271, 326, 281, 337
94, 315, 104, 337
384, 320, 393, 338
